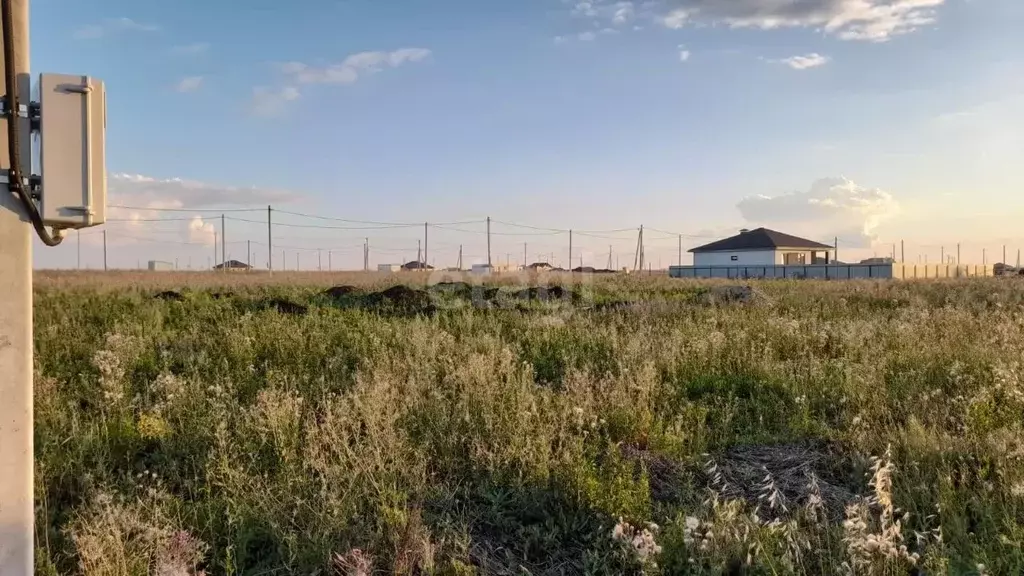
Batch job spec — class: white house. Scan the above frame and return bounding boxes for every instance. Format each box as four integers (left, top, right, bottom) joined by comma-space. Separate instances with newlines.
689, 228, 833, 266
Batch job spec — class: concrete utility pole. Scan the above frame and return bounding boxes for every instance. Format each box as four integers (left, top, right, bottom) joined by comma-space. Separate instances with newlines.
220, 214, 225, 271
213, 232, 218, 270
103, 230, 107, 271
76, 229, 80, 269
901, 240, 905, 264
0, 1, 33, 571
247, 240, 251, 269
318, 249, 322, 271
957, 243, 961, 265
486, 216, 492, 267
328, 251, 332, 272
568, 229, 573, 272
424, 222, 428, 267
267, 205, 272, 275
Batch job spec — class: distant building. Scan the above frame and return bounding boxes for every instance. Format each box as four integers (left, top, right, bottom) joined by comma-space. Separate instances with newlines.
377, 264, 402, 272
525, 262, 553, 271
471, 263, 513, 275
148, 260, 173, 271
213, 259, 251, 271
859, 257, 894, 265
689, 228, 834, 266
401, 261, 434, 271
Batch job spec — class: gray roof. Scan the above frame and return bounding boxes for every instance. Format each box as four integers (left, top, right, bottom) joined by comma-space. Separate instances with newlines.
689, 228, 832, 253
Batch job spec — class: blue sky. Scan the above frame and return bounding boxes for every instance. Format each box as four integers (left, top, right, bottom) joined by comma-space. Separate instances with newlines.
30, 0, 1024, 269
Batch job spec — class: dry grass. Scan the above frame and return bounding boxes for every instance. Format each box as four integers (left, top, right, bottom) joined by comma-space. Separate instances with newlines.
31, 272, 1024, 575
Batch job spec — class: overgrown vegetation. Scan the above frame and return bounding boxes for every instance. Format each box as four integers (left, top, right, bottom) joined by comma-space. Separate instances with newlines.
32, 273, 1024, 575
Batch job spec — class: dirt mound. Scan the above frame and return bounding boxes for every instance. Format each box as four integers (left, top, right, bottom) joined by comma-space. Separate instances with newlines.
511, 285, 576, 302
698, 285, 771, 306
154, 290, 184, 301
365, 285, 436, 315
322, 285, 358, 299
428, 281, 473, 298
262, 298, 308, 316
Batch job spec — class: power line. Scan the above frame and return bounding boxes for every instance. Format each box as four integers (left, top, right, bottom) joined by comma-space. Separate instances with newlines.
109, 205, 262, 213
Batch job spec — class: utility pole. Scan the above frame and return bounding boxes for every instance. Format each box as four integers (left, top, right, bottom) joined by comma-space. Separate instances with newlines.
213, 232, 218, 270
424, 222, 428, 268
901, 240, 904, 264
891, 243, 895, 261
957, 243, 961, 265
568, 229, 573, 272
267, 205, 273, 275
318, 249, 322, 271
247, 240, 251, 269
940, 246, 944, 264
608, 245, 612, 270
0, 2, 33, 570
1018, 249, 1021, 269
634, 227, 642, 271
77, 230, 80, 269
486, 216, 492, 267
834, 237, 838, 263
417, 240, 421, 265
364, 238, 369, 271
295, 252, 299, 271
103, 230, 107, 271
328, 251, 332, 272
458, 245, 463, 269
678, 234, 682, 267
983, 248, 986, 266
1003, 245, 1007, 266
221, 214, 225, 272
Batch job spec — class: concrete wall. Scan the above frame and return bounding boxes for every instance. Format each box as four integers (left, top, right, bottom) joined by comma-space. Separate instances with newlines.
694, 250, 776, 266
668, 263, 993, 280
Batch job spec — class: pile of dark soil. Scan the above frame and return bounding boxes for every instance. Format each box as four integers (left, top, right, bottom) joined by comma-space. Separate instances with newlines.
364, 285, 436, 316
322, 285, 358, 299
261, 298, 308, 316
154, 290, 184, 301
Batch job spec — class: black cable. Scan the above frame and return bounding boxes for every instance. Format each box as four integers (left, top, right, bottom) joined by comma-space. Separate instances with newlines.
2, 0, 62, 245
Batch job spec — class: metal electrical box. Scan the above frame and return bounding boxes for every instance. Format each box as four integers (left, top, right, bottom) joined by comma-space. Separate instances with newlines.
37, 73, 106, 228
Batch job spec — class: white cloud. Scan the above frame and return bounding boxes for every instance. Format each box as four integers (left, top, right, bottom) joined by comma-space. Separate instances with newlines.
736, 177, 900, 247
102, 174, 299, 249
554, 35, 569, 44
74, 17, 158, 40
612, 2, 636, 24
776, 53, 830, 69
109, 173, 300, 208
249, 86, 301, 117
678, 45, 691, 62
187, 216, 217, 245
578, 31, 598, 41
656, 0, 944, 41
175, 76, 204, 93
280, 48, 432, 85
172, 42, 209, 55
662, 8, 692, 29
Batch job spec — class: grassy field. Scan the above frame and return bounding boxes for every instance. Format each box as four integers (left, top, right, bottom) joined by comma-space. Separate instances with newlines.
31, 271, 1024, 575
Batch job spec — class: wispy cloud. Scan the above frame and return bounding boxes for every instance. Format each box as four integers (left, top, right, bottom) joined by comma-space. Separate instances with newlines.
678, 45, 691, 62
655, 0, 945, 42
175, 76, 204, 93
775, 53, 830, 70
105, 173, 299, 247
279, 48, 432, 85
73, 17, 158, 40
250, 86, 301, 117
172, 42, 210, 55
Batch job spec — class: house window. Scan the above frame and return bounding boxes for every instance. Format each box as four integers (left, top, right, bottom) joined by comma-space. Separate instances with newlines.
730, 255, 738, 261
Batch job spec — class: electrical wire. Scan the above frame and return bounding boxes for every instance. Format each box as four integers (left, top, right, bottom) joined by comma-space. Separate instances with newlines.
108, 205, 263, 213
2, 0, 62, 245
